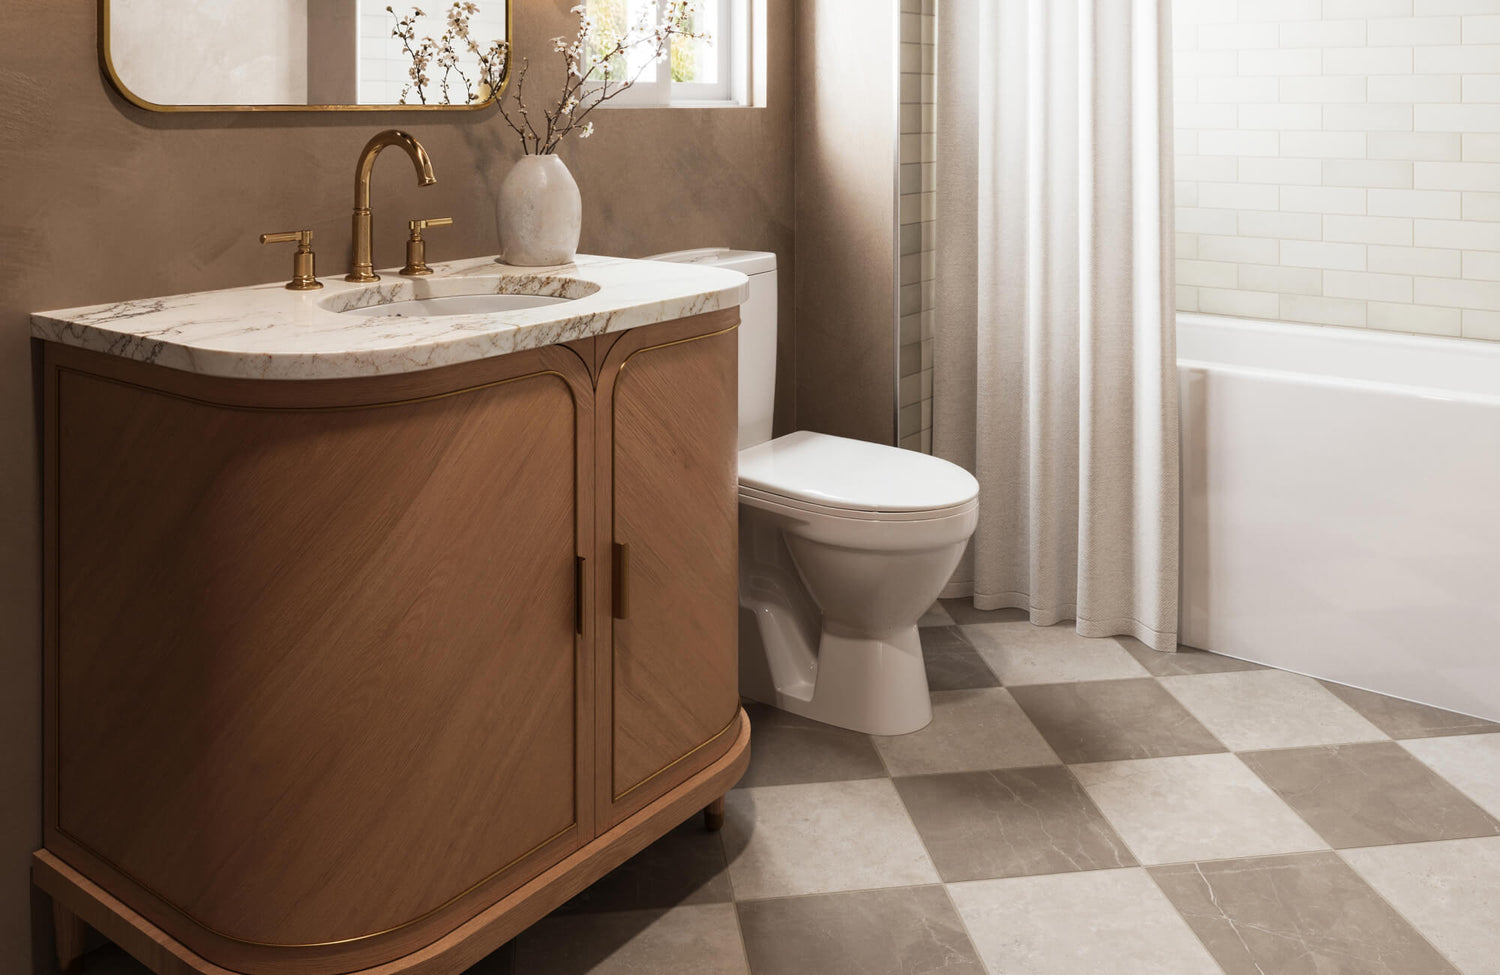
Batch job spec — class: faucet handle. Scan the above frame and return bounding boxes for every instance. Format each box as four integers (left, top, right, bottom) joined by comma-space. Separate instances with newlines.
400, 217, 453, 276
259, 229, 323, 291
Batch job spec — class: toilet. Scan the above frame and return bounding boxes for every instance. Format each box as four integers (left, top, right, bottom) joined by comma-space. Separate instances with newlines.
650, 249, 979, 735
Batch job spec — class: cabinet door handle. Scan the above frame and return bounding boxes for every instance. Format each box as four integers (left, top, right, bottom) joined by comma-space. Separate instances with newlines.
575, 556, 586, 635
612, 542, 630, 620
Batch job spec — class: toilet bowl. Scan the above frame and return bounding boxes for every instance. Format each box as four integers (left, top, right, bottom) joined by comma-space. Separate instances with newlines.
647, 247, 979, 735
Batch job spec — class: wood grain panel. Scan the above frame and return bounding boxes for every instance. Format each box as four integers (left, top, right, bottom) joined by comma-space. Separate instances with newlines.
46, 344, 595, 972
594, 310, 741, 823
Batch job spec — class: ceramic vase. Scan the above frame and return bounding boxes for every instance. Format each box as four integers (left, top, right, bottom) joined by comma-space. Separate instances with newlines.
496, 154, 582, 267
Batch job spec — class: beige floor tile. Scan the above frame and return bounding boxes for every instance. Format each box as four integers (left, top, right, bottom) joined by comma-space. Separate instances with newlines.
736, 702, 887, 789
1322, 683, 1499, 739
721, 779, 938, 900
1342, 837, 1500, 975
918, 602, 955, 626
1160, 670, 1386, 751
513, 904, 748, 975
1119, 637, 1266, 676
1402, 732, 1500, 819
1072, 753, 1327, 864
964, 621, 1151, 684
1008, 679, 1226, 763
947, 869, 1222, 975
870, 688, 1059, 776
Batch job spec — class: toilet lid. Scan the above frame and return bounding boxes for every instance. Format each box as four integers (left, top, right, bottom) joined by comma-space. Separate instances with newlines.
738, 431, 979, 513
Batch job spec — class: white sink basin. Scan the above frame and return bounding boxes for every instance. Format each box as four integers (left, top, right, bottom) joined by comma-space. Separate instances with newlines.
339, 294, 574, 318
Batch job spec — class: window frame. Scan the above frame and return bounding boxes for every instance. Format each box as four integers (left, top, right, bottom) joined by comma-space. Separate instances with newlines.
586, 0, 758, 108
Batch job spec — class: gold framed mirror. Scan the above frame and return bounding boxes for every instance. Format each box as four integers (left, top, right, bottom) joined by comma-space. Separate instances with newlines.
100, 0, 510, 112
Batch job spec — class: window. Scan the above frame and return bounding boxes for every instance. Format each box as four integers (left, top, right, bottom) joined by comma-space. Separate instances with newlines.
584, 0, 764, 107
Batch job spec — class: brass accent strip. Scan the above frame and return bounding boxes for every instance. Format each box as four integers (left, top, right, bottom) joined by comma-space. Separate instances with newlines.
576, 556, 586, 635
607, 320, 740, 802
611, 542, 630, 620
98, 0, 511, 113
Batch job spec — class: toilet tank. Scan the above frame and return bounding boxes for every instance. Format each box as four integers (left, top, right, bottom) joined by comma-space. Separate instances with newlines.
646, 248, 777, 449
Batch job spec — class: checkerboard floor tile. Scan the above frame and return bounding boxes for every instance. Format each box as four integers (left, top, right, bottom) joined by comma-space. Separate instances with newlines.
72, 603, 1500, 975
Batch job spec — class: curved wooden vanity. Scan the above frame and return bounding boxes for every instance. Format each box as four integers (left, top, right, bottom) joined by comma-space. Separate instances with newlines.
32, 267, 749, 975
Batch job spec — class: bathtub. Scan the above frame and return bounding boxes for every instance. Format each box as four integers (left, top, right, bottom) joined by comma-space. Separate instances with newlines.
1177, 313, 1500, 722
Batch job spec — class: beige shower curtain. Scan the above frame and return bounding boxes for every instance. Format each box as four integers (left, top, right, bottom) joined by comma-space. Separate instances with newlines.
934, 0, 1180, 650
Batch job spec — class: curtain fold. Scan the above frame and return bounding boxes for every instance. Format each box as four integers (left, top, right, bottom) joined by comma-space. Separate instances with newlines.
934, 0, 1180, 650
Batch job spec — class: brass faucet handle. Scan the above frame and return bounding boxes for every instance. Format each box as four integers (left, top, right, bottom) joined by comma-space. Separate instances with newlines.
259, 229, 323, 291
400, 217, 454, 276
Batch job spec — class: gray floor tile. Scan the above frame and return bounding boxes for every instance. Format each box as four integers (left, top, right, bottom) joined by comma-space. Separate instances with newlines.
1008, 679, 1227, 763
737, 886, 984, 975
949, 869, 1222, 975
736, 701, 887, 788
1160, 670, 1387, 751
1119, 637, 1266, 676
918, 602, 956, 627
1343, 836, 1500, 975
722, 780, 938, 900
1151, 852, 1459, 975
556, 817, 732, 914
896, 766, 1134, 881
1242, 741, 1500, 848
963, 622, 1151, 685
871, 688, 1059, 776
1072, 753, 1326, 864
938, 598, 1028, 626
1402, 732, 1500, 819
1321, 682, 1500, 739
513, 904, 749, 975
919, 626, 1001, 692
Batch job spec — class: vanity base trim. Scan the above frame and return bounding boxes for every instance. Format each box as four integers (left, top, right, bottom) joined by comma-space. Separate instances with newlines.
34, 708, 749, 975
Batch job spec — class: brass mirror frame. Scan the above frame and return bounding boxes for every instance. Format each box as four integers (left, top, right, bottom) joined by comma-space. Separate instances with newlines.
99, 0, 511, 112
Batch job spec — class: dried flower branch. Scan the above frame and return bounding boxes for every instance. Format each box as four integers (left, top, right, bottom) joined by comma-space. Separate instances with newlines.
497, 2, 707, 155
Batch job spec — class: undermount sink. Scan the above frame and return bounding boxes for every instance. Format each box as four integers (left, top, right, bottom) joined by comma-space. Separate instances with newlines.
339, 293, 575, 317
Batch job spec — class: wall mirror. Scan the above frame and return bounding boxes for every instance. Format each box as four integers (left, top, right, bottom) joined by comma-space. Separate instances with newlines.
101, 0, 510, 111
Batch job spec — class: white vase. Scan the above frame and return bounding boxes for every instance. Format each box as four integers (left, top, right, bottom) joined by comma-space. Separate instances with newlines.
496, 154, 582, 267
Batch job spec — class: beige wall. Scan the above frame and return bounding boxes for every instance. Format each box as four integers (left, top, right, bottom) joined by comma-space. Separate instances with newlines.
0, 1, 792, 970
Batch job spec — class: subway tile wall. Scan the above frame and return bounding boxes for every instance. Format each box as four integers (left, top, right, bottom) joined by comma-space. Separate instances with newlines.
898, 0, 936, 451
1173, 0, 1500, 340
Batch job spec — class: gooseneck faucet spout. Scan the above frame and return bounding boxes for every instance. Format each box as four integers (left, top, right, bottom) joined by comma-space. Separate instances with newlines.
346, 130, 437, 282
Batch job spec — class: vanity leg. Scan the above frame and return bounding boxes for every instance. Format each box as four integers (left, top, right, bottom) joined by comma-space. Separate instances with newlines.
703, 796, 726, 832
52, 899, 89, 975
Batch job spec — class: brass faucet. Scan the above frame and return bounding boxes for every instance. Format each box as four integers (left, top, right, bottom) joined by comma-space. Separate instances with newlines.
346, 130, 437, 282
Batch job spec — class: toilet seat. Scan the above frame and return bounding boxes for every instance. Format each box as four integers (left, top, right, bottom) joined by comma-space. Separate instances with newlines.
738, 431, 979, 516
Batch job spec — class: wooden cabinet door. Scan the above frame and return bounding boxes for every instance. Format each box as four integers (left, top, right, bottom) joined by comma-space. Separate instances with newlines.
44, 344, 596, 973
594, 310, 742, 826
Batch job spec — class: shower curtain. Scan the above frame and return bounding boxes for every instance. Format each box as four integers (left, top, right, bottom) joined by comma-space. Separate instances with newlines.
933, 0, 1180, 650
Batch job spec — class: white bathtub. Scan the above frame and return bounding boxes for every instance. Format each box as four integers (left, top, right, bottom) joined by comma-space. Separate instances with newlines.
1178, 313, 1500, 722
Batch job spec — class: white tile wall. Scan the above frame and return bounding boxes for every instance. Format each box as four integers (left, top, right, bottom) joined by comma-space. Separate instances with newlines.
1175, 0, 1500, 339
898, 0, 935, 451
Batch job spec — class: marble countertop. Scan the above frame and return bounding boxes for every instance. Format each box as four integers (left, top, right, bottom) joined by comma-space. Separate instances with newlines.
31, 254, 748, 380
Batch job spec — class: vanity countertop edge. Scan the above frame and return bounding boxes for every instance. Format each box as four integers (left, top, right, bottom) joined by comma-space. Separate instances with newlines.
30, 254, 749, 380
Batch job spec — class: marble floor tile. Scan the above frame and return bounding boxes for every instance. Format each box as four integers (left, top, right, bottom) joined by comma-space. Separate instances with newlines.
1241, 741, 1500, 848
1008, 678, 1226, 763
962, 621, 1151, 685
1343, 836, 1500, 975
555, 818, 732, 914
1072, 753, 1327, 864
938, 598, 1028, 626
948, 869, 1222, 975
512, 904, 749, 975
870, 688, 1059, 776
1150, 852, 1458, 975
735, 701, 887, 789
721, 779, 938, 900
1118, 637, 1266, 677
1160, 670, 1387, 751
1402, 732, 1500, 819
918, 602, 956, 627
919, 626, 1001, 692
1322, 682, 1500, 739
736, 885, 985, 975
895, 766, 1134, 881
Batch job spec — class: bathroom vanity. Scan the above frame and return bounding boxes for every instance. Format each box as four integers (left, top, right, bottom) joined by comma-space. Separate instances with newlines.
30, 256, 751, 975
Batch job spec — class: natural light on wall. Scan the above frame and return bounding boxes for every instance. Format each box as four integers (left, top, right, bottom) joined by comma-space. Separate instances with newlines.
585, 0, 766, 106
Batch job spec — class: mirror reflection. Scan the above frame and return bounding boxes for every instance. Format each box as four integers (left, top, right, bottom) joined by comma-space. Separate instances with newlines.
104, 0, 509, 110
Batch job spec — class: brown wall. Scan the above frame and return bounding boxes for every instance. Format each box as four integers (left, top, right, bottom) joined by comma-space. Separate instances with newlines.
0, 1, 793, 971
793, 0, 898, 445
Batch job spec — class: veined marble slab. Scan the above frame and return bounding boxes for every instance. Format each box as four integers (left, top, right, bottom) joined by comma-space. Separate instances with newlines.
31, 254, 748, 380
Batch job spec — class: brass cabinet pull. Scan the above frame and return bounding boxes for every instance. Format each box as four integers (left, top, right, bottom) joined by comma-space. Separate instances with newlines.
612, 542, 630, 620
575, 556, 586, 635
